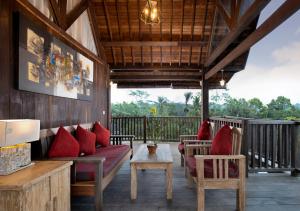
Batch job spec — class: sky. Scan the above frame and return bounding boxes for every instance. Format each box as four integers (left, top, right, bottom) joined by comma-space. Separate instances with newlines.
111, 0, 300, 105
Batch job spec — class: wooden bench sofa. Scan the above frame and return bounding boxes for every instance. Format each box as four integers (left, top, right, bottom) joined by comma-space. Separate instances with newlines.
31, 122, 134, 211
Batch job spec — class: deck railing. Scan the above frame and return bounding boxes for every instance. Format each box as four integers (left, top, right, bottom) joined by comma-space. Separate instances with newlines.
210, 117, 298, 174
111, 116, 201, 142
112, 116, 300, 174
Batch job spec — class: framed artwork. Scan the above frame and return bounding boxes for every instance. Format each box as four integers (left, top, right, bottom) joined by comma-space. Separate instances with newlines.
17, 13, 94, 101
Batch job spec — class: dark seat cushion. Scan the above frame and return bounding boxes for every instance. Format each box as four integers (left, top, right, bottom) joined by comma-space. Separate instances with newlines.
76, 145, 130, 181
185, 156, 239, 178
178, 143, 184, 154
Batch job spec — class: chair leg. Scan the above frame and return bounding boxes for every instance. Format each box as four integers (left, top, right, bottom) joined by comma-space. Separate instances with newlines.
197, 184, 205, 211
237, 186, 245, 211
186, 171, 193, 188
181, 154, 184, 167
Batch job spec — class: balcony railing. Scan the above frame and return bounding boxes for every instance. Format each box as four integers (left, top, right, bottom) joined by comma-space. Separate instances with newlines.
111, 116, 201, 142
111, 116, 300, 174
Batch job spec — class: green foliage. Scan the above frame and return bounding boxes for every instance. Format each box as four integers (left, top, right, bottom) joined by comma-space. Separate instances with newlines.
112, 90, 300, 120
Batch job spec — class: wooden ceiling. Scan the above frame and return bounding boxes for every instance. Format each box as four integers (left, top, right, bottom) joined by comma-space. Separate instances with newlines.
88, 0, 266, 89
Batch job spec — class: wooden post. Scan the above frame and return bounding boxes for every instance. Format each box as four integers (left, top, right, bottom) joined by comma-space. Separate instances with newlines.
241, 120, 249, 177
201, 77, 209, 121
292, 121, 300, 176
143, 116, 147, 143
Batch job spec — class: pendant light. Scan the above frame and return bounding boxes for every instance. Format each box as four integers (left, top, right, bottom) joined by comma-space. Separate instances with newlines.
220, 69, 226, 87
140, 0, 160, 25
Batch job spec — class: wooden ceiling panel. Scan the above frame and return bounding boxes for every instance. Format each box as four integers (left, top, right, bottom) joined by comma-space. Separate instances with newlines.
89, 0, 263, 88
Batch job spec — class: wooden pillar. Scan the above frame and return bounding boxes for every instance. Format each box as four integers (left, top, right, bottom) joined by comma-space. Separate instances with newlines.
0, 0, 12, 119
292, 121, 300, 176
201, 77, 209, 121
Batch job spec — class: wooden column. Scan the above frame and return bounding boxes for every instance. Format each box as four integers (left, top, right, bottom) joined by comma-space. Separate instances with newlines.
0, 0, 12, 119
201, 76, 209, 121
292, 121, 300, 176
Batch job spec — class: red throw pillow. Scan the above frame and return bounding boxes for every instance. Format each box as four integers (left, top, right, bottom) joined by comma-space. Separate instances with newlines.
93, 122, 110, 147
210, 125, 232, 155
48, 126, 80, 158
197, 120, 211, 140
76, 125, 96, 155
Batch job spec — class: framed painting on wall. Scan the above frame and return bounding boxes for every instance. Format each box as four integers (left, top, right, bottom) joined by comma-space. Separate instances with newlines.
17, 13, 94, 101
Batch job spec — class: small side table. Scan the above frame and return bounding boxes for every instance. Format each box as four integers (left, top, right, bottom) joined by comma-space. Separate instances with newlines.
130, 144, 173, 200
0, 161, 73, 211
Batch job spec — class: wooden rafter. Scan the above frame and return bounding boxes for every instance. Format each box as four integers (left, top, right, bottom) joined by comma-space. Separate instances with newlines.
169, 0, 173, 66
110, 64, 201, 71
65, 0, 89, 30
101, 41, 205, 47
48, 0, 61, 26
137, 0, 143, 66
205, 0, 270, 67
58, 0, 67, 28
179, 0, 185, 66
126, 0, 134, 65
87, 6, 102, 57
103, 0, 116, 65
15, 0, 104, 64
189, 0, 197, 66
115, 0, 125, 66
207, 3, 217, 56
205, 0, 300, 80
216, 0, 232, 30
160, 0, 163, 67
198, 0, 209, 66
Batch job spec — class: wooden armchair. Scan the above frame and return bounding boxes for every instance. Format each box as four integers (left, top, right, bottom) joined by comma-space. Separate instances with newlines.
178, 122, 215, 167
185, 127, 245, 211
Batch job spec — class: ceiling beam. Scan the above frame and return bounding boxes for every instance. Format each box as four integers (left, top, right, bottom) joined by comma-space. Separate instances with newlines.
87, 6, 103, 57
205, 0, 300, 80
101, 41, 205, 47
216, 0, 232, 30
110, 72, 202, 77
48, 0, 61, 26
15, 0, 104, 65
110, 64, 201, 71
205, 0, 270, 67
65, 0, 89, 30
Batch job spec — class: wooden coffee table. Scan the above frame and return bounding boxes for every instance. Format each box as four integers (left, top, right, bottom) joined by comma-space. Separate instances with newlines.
130, 144, 173, 200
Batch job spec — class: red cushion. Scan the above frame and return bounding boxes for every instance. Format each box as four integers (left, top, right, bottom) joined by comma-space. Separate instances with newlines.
76, 145, 130, 180
210, 125, 232, 155
48, 126, 80, 158
93, 122, 110, 147
197, 120, 211, 140
76, 125, 96, 155
178, 143, 184, 154
185, 156, 239, 178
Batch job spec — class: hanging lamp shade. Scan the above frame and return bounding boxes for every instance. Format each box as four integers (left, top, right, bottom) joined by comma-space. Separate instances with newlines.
140, 0, 160, 25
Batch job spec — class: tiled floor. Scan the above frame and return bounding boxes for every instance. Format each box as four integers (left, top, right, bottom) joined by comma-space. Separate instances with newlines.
72, 143, 300, 211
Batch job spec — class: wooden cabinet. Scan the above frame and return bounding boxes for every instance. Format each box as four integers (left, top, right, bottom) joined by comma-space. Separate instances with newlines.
0, 161, 72, 211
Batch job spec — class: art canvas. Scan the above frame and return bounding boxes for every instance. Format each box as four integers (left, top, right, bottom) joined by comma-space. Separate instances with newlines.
18, 14, 93, 101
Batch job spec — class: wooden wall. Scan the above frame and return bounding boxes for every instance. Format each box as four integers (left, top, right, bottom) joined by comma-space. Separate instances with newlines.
0, 0, 110, 129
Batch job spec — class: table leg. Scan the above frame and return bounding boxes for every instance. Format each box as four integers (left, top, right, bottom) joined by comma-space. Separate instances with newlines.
131, 163, 137, 200
166, 163, 173, 200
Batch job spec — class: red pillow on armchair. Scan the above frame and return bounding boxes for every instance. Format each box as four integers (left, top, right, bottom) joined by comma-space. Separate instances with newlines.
76, 125, 96, 155
210, 125, 232, 155
93, 122, 110, 147
48, 126, 80, 158
197, 120, 211, 140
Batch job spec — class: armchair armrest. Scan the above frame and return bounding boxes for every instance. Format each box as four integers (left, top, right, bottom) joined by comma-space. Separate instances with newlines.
180, 135, 198, 142
185, 144, 212, 156
110, 135, 135, 149
194, 155, 246, 180
50, 156, 106, 183
182, 140, 212, 144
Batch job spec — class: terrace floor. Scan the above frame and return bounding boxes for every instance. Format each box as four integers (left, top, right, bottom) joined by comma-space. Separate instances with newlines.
72, 143, 300, 211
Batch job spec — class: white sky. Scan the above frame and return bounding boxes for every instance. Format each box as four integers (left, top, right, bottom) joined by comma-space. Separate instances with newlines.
111, 1, 300, 105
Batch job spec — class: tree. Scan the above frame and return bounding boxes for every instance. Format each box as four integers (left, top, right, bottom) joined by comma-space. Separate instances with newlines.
267, 96, 296, 119
248, 98, 267, 118
156, 96, 168, 116
129, 90, 149, 103
184, 92, 193, 114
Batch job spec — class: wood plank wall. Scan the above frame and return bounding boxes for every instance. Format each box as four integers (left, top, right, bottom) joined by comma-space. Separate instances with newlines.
0, 0, 110, 129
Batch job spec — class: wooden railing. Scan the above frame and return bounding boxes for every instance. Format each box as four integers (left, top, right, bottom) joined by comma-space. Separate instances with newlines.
210, 117, 298, 174
111, 116, 201, 142
111, 116, 300, 174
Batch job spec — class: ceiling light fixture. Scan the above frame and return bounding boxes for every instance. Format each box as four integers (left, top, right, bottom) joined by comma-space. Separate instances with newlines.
220, 69, 226, 87
140, 0, 160, 25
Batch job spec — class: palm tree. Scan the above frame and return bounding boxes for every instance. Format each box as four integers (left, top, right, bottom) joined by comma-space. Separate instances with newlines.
184, 92, 193, 114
